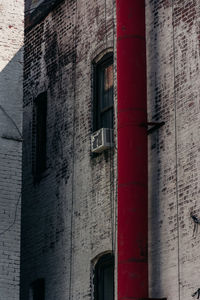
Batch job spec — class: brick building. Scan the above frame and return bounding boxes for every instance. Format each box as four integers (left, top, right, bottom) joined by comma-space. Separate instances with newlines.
146, 1, 200, 299
22, 0, 117, 300
20, 0, 200, 300
0, 0, 24, 299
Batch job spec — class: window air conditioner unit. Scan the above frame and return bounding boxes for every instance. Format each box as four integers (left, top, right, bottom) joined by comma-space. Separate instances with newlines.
91, 128, 114, 153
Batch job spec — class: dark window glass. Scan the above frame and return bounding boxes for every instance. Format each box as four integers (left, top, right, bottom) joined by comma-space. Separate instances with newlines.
30, 279, 45, 300
33, 92, 47, 176
94, 53, 113, 131
94, 253, 114, 300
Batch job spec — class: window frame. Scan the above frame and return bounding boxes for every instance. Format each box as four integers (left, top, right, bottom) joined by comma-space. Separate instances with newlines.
93, 52, 114, 132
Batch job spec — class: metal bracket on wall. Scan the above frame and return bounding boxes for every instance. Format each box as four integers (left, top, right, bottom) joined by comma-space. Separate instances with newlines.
191, 213, 200, 236
140, 121, 165, 135
192, 289, 200, 299
147, 122, 165, 135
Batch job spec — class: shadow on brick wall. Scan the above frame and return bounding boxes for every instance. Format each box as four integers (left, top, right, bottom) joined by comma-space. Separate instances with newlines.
0, 47, 23, 299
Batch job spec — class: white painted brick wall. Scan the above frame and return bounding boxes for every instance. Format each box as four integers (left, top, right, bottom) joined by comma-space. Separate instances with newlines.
21, 1, 117, 299
0, 0, 24, 299
146, 0, 200, 299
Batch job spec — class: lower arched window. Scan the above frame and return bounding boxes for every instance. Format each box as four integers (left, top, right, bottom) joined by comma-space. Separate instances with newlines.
93, 253, 114, 300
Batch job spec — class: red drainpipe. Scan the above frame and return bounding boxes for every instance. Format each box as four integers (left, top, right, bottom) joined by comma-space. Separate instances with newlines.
117, 1, 148, 300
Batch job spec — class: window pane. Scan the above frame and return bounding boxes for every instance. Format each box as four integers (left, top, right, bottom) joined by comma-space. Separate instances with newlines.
103, 265, 114, 300
101, 65, 113, 110
104, 65, 113, 91
101, 88, 113, 111
101, 109, 113, 129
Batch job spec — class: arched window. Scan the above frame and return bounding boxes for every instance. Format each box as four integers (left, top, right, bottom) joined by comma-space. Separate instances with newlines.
93, 52, 114, 131
93, 253, 114, 300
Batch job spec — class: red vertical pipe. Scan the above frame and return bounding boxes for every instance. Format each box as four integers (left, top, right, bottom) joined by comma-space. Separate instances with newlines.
117, 1, 148, 300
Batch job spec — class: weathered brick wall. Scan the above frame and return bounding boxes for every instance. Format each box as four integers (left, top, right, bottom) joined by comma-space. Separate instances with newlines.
21, 0, 117, 299
0, 0, 24, 299
146, 0, 200, 299
23, 1, 200, 299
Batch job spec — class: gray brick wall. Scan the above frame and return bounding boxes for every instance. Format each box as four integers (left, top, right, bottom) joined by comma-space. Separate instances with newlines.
21, 0, 117, 299
0, 0, 24, 299
146, 0, 200, 299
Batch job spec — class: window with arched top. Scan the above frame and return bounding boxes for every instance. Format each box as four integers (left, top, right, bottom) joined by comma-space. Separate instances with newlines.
93, 253, 114, 300
93, 52, 114, 132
